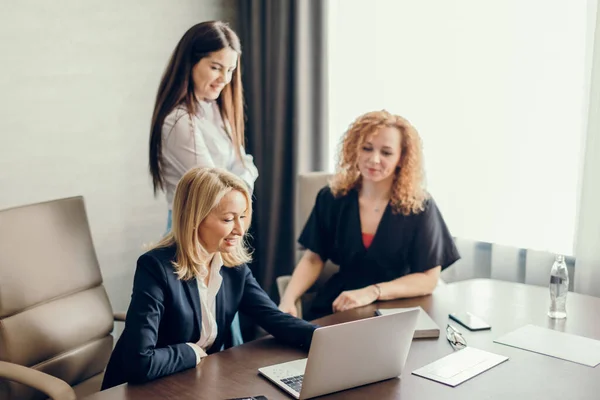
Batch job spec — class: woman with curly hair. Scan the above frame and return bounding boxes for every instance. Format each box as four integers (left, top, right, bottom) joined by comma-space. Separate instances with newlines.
279, 110, 460, 320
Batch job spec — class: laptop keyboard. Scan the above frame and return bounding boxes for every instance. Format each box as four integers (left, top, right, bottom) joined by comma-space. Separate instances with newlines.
281, 375, 304, 393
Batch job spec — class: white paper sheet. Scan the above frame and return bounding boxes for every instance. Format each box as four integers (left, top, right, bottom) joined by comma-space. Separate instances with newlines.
412, 347, 508, 387
494, 324, 600, 367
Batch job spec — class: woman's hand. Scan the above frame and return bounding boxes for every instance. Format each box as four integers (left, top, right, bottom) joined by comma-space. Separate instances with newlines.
278, 300, 299, 317
332, 286, 379, 313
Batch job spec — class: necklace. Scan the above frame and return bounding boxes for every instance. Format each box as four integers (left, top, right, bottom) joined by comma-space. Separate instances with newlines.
373, 200, 388, 213
360, 195, 389, 213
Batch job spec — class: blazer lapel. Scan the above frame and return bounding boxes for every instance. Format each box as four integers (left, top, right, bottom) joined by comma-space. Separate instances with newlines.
183, 278, 202, 340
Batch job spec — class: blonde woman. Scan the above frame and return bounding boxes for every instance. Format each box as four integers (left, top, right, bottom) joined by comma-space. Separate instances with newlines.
102, 168, 315, 389
279, 110, 460, 321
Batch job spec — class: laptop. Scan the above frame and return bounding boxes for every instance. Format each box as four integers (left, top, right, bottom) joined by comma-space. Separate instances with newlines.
258, 308, 419, 399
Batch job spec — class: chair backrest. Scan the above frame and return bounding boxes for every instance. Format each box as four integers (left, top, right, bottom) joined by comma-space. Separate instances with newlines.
0, 197, 114, 400
295, 172, 334, 246
294, 172, 339, 303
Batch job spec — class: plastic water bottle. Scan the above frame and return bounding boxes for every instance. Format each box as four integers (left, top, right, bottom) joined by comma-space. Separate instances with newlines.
548, 254, 569, 319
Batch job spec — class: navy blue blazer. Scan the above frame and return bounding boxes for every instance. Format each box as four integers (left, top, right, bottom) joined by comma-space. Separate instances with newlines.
101, 245, 316, 390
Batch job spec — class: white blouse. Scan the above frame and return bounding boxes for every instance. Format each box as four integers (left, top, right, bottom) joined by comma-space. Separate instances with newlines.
186, 253, 224, 364
161, 100, 259, 208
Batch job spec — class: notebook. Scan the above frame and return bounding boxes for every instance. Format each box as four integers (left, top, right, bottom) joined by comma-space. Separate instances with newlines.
375, 307, 440, 339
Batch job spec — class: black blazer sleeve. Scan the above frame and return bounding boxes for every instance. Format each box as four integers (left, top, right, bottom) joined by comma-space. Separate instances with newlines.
121, 254, 197, 383
238, 266, 317, 350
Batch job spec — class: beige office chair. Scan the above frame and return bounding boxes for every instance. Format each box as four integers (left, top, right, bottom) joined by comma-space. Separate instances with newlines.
0, 197, 125, 400
276, 172, 339, 319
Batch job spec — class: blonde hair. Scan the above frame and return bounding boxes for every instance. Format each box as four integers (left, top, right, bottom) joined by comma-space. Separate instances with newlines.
154, 167, 252, 280
330, 110, 428, 215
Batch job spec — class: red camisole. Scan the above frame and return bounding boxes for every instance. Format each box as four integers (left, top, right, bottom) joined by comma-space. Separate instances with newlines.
362, 232, 375, 249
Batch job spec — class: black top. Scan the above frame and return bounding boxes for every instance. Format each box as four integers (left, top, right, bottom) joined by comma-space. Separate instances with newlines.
299, 186, 460, 319
102, 245, 317, 390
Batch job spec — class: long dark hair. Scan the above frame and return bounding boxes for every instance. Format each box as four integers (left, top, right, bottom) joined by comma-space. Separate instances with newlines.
149, 21, 245, 195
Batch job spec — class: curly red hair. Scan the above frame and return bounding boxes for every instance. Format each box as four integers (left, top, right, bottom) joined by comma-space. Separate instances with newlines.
330, 110, 428, 215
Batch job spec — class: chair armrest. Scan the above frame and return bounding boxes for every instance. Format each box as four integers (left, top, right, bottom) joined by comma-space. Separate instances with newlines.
113, 311, 126, 322
276, 275, 292, 300
276, 275, 303, 318
0, 361, 75, 400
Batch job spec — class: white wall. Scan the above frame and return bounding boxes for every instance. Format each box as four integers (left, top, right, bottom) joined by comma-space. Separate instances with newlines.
0, 0, 236, 312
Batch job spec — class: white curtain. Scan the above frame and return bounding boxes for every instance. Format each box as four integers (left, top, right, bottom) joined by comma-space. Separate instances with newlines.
575, 1, 600, 297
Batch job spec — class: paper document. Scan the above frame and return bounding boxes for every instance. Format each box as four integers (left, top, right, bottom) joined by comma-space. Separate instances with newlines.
376, 307, 440, 338
494, 324, 600, 367
412, 347, 508, 387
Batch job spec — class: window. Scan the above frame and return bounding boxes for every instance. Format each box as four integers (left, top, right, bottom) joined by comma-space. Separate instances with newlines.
327, 0, 596, 255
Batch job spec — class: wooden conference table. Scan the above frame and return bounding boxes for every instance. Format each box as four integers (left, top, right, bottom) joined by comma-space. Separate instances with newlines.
84, 279, 600, 400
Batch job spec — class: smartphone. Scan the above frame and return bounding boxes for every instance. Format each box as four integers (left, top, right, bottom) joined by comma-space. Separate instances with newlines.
449, 311, 491, 331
